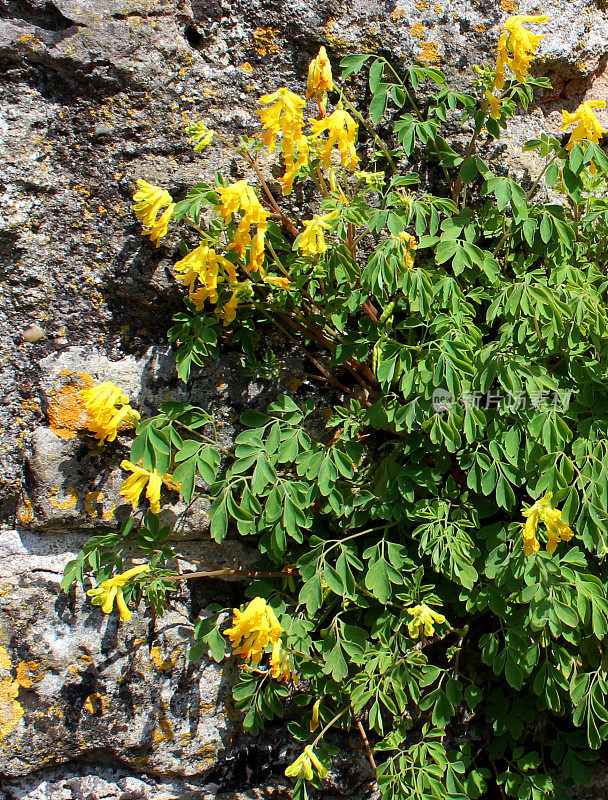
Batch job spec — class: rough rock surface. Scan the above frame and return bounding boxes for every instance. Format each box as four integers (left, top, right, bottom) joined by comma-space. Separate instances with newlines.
2, 0, 608, 796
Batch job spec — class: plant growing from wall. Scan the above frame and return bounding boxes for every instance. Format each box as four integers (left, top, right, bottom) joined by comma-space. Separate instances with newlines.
64, 17, 608, 800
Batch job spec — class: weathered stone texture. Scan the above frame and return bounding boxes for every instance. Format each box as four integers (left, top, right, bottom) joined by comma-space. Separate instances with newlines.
2, 0, 608, 796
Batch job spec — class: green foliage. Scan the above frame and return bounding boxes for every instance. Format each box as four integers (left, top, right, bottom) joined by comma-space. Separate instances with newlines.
67, 36, 608, 800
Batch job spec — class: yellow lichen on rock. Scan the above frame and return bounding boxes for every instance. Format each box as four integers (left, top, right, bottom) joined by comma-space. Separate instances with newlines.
16, 661, 43, 689
149, 646, 181, 673
253, 27, 280, 56
411, 23, 425, 39
47, 372, 94, 439
0, 648, 24, 741
49, 487, 78, 510
418, 41, 441, 64
84, 693, 109, 715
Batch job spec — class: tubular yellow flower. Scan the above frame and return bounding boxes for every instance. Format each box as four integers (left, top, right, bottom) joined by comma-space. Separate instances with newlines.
307, 46, 333, 112
79, 382, 140, 445
215, 180, 268, 273
488, 15, 548, 112
561, 100, 607, 151
87, 564, 150, 622
148, 203, 176, 247
132, 179, 175, 246
521, 492, 574, 555
407, 603, 446, 638
309, 698, 321, 732
224, 597, 283, 666
174, 244, 238, 309
395, 231, 418, 269
485, 89, 502, 120
119, 460, 178, 515
186, 120, 215, 151
263, 275, 291, 290
258, 88, 309, 195
285, 746, 327, 781
309, 107, 359, 170
295, 212, 336, 256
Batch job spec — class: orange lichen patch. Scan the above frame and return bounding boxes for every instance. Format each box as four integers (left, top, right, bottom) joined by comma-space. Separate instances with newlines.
253, 26, 280, 56
391, 7, 406, 20
240, 61, 253, 74
411, 23, 425, 38
500, 0, 518, 10
153, 708, 174, 743
16, 661, 43, 689
84, 692, 108, 715
0, 647, 11, 671
198, 744, 217, 767
415, 0, 428, 8
16, 497, 34, 525
47, 372, 94, 439
475, 22, 486, 32
49, 488, 78, 510
149, 646, 181, 673
417, 41, 441, 64
84, 492, 116, 521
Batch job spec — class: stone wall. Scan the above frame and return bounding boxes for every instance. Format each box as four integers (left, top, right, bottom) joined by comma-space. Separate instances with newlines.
2, 1, 608, 797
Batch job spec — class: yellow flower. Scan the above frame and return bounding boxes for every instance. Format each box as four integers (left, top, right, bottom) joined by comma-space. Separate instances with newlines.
295, 212, 336, 256
309, 698, 321, 732
485, 89, 502, 120
148, 203, 176, 247
258, 88, 309, 194
87, 564, 150, 622
263, 275, 291, 290
329, 167, 349, 203
224, 596, 283, 666
119, 460, 178, 515
395, 231, 418, 269
132, 179, 175, 246
215, 180, 268, 273
488, 15, 548, 113
522, 493, 574, 555
561, 100, 607, 151
307, 46, 333, 112
407, 603, 446, 638
79, 382, 140, 445
174, 244, 237, 309
186, 120, 215, 151
310, 107, 359, 170
285, 746, 327, 781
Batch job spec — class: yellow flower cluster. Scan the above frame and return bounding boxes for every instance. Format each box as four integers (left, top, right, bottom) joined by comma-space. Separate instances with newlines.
285, 745, 327, 781
215, 180, 268, 274
562, 100, 607, 152
295, 212, 337, 256
306, 45, 333, 113
87, 564, 150, 622
258, 88, 309, 195
174, 244, 238, 310
487, 15, 548, 119
522, 492, 574, 555
120, 460, 179, 515
185, 120, 215, 151
132, 179, 175, 246
395, 231, 418, 269
310, 106, 359, 170
79, 382, 140, 445
407, 603, 446, 638
224, 596, 292, 680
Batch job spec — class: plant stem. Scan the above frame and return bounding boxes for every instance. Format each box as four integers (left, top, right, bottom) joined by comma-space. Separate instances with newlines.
339, 92, 397, 175
311, 705, 350, 747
